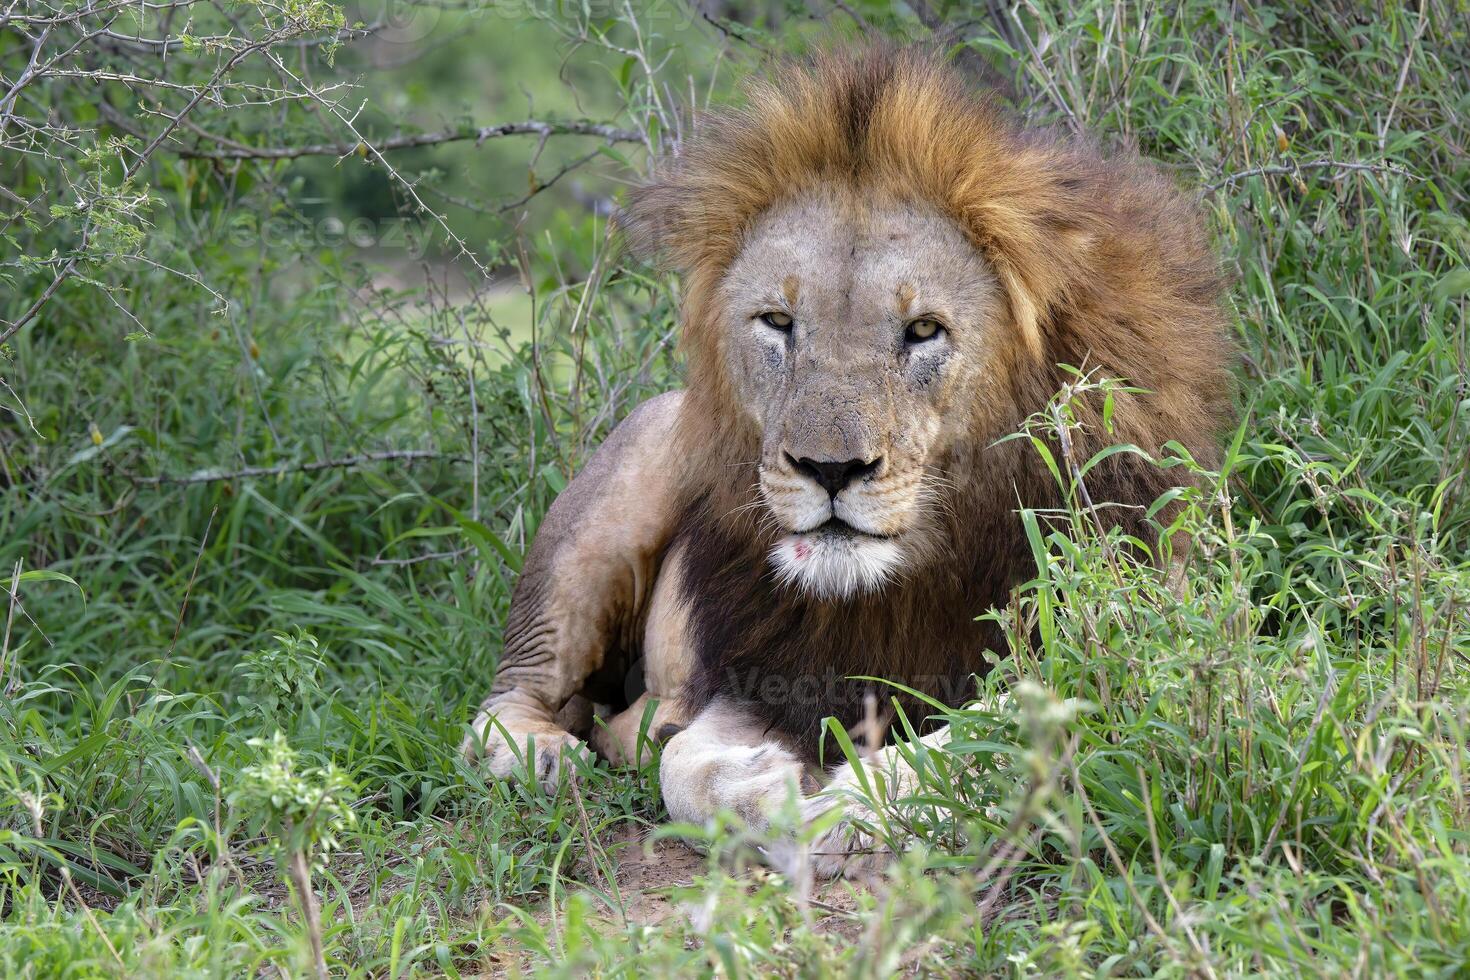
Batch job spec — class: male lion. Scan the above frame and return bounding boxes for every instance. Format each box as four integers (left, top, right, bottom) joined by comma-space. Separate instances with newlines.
464, 46, 1232, 876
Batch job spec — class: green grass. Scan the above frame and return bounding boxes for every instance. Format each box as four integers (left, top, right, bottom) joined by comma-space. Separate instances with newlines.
2, 0, 1468, 976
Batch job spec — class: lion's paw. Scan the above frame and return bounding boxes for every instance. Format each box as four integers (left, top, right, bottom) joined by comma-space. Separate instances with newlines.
461, 716, 591, 792
661, 737, 817, 826
799, 799, 894, 880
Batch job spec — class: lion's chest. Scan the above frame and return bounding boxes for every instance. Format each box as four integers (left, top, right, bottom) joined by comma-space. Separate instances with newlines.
673, 520, 1014, 750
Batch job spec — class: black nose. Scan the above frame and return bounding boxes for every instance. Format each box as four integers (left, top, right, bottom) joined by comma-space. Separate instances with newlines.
788, 454, 880, 498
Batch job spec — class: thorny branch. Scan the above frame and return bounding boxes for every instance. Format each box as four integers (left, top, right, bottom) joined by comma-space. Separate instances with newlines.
1207, 158, 1415, 192
2, 20, 301, 344
173, 119, 644, 161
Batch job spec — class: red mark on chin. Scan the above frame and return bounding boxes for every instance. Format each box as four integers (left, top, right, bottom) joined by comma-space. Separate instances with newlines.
793, 540, 811, 560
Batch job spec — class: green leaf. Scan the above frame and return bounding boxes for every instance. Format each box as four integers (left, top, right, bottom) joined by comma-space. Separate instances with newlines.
539, 464, 567, 496
14, 569, 85, 606
1078, 442, 1147, 479
457, 518, 524, 573
63, 425, 136, 466
1431, 267, 1470, 301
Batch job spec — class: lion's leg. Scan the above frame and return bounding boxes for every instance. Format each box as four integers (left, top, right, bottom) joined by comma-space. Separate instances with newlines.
465, 688, 591, 786
463, 392, 687, 789
587, 540, 695, 766
661, 699, 953, 878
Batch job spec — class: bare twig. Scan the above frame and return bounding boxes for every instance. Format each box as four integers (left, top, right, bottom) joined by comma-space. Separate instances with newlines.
284, 844, 328, 979
497, 147, 605, 214
1206, 159, 1412, 192
124, 449, 465, 486
97, 20, 380, 54
1006, 3, 1082, 132
908, 0, 1019, 100
166, 507, 216, 663
0, 560, 20, 694
1378, 2, 1431, 152
174, 119, 642, 160
828, 0, 871, 32
0, 24, 52, 134
370, 547, 472, 567
61, 864, 127, 970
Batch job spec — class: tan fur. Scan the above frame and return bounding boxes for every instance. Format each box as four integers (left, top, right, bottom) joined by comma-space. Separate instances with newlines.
782, 274, 800, 307
588, 542, 694, 764
895, 282, 916, 315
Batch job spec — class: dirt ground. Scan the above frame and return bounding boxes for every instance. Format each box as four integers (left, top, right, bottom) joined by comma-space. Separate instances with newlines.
604, 829, 712, 926
468, 824, 879, 975
592, 827, 873, 945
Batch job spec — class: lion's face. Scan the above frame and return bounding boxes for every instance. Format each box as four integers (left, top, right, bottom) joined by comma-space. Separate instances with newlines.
718, 186, 1004, 600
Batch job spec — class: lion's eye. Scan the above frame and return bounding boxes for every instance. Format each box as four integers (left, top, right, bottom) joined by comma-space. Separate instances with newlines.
904, 318, 944, 344
759, 311, 793, 331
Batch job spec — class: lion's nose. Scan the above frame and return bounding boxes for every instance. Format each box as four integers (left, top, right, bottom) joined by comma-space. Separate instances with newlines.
787, 453, 881, 498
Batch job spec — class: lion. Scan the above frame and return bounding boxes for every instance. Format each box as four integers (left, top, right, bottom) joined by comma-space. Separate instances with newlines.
463, 45, 1233, 877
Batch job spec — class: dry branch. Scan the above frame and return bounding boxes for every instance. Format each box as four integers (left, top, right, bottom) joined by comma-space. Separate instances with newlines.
125, 450, 466, 487
1207, 159, 1412, 192
175, 119, 644, 161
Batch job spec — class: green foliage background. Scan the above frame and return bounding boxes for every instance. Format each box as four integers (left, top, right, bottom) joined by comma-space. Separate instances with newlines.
1, 0, 1468, 975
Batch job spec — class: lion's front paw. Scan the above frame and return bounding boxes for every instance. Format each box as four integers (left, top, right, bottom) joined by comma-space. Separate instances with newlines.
461, 714, 591, 791
798, 798, 893, 880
